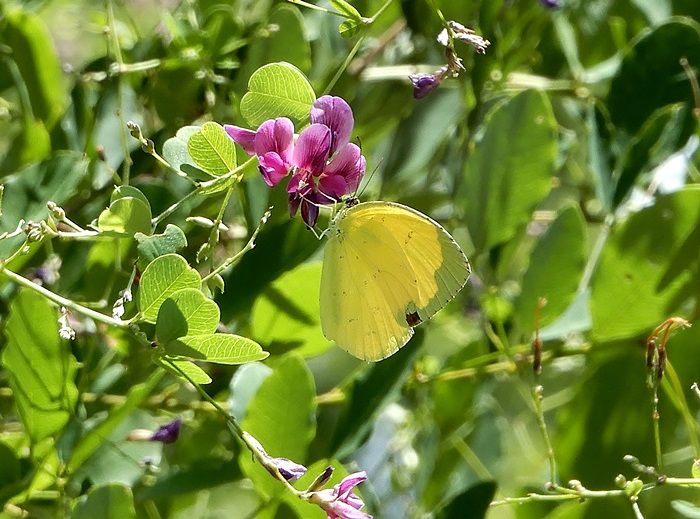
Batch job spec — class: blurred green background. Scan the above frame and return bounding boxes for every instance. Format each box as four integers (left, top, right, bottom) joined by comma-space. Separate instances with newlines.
0, 0, 699, 517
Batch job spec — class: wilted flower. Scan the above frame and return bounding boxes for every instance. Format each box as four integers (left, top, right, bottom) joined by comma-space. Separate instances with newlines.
437, 21, 491, 55
243, 432, 308, 482
128, 418, 181, 444
58, 307, 75, 340
309, 471, 372, 519
225, 96, 366, 227
409, 66, 449, 99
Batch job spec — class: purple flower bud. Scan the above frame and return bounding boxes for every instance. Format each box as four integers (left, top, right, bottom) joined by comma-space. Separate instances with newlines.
150, 418, 181, 443
309, 471, 372, 519
273, 457, 308, 482
540, 0, 561, 8
409, 73, 443, 99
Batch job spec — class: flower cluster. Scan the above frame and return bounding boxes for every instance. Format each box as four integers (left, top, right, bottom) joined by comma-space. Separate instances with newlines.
225, 96, 366, 227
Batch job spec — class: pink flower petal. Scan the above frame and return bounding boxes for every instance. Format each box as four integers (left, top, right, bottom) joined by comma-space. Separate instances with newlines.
258, 152, 290, 186
311, 96, 354, 156
325, 143, 365, 194
326, 500, 372, 519
337, 472, 367, 500
294, 124, 331, 175
318, 174, 348, 202
254, 118, 294, 163
224, 125, 257, 155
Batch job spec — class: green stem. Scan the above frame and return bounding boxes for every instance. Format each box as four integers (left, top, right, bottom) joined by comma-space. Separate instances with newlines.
201, 208, 271, 283
368, 0, 394, 23
651, 386, 663, 472
0, 267, 129, 328
323, 36, 366, 95
533, 385, 558, 485
164, 359, 303, 497
151, 190, 199, 226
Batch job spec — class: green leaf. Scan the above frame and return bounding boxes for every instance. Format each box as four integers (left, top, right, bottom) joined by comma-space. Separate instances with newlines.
330, 332, 424, 458
0, 119, 51, 175
162, 126, 210, 180
437, 481, 497, 519
66, 371, 164, 473
187, 122, 237, 177
240, 62, 316, 127
162, 359, 212, 385
339, 19, 362, 38
219, 219, 322, 320
514, 205, 586, 336
97, 197, 152, 237
461, 90, 557, 253
138, 254, 201, 323
607, 19, 700, 134
167, 334, 269, 364
1, 289, 78, 442
228, 362, 273, 421
135, 224, 188, 270
0, 152, 89, 258
329, 0, 362, 20
2, 9, 66, 127
156, 288, 220, 344
613, 103, 695, 207
72, 484, 136, 519
591, 187, 700, 341
251, 262, 332, 357
110, 185, 151, 209
240, 354, 316, 498
673, 500, 700, 519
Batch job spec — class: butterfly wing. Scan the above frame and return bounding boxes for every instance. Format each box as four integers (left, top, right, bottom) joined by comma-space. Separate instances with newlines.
320, 202, 470, 361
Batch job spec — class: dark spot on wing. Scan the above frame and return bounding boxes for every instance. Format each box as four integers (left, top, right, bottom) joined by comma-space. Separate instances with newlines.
406, 311, 422, 327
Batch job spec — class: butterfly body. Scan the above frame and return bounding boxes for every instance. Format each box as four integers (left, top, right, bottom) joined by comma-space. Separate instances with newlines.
320, 201, 470, 361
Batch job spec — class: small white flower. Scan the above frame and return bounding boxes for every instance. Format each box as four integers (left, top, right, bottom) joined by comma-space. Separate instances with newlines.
58, 307, 76, 340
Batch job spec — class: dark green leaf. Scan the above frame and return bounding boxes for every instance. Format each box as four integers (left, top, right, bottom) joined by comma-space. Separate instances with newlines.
592, 186, 700, 340
461, 90, 557, 253
437, 481, 497, 519
135, 224, 188, 270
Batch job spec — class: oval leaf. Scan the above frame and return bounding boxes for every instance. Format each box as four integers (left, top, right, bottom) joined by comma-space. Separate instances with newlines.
156, 288, 220, 344
98, 197, 152, 237
110, 185, 150, 209
240, 62, 316, 127
166, 334, 269, 364
138, 254, 201, 323
135, 224, 188, 270
187, 122, 237, 176
164, 359, 212, 385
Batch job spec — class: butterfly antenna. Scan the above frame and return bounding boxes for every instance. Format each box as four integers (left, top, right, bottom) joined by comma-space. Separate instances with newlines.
356, 157, 383, 200
298, 190, 338, 241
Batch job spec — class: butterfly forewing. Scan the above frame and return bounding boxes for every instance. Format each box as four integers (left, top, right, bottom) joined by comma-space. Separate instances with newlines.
320, 201, 470, 361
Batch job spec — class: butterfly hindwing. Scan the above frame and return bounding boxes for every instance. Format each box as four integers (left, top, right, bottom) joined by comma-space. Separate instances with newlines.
320, 201, 470, 361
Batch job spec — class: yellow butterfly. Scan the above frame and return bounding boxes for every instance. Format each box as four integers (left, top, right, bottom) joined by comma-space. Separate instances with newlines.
320, 200, 471, 361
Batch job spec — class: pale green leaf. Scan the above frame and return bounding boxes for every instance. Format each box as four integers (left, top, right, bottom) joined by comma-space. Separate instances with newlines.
187, 122, 237, 176
240, 62, 316, 127
1, 289, 78, 442
138, 254, 201, 323
251, 262, 332, 357
162, 125, 209, 180
97, 197, 152, 237
240, 354, 316, 498
135, 224, 188, 270
163, 359, 212, 385
166, 334, 268, 364
110, 185, 151, 209
156, 288, 220, 344
72, 484, 136, 519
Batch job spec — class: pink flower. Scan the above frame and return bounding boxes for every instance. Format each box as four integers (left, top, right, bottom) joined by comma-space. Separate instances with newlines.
309, 471, 372, 519
224, 96, 365, 227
